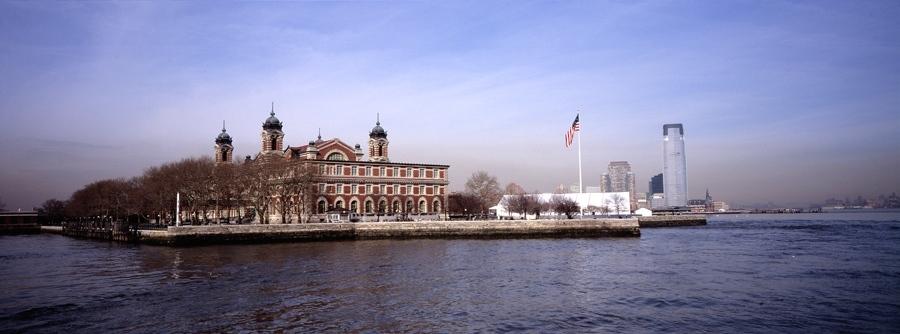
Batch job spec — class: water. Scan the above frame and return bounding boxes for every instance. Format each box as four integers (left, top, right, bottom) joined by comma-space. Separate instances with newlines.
2, 212, 900, 333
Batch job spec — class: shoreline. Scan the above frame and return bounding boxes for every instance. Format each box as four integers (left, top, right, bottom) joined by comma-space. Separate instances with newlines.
35, 215, 709, 246
143, 219, 642, 246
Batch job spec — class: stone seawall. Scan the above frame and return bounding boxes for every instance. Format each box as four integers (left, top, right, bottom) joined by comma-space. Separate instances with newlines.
638, 215, 707, 228
40, 226, 64, 234
140, 219, 640, 246
0, 224, 41, 235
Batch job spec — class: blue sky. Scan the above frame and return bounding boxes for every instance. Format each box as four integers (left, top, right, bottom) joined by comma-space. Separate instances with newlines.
1, 1, 899, 209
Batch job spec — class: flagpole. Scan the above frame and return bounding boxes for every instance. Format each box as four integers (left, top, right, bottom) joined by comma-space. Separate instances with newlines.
577, 126, 583, 194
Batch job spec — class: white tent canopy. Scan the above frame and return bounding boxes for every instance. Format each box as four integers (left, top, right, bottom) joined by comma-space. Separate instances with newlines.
491, 192, 631, 219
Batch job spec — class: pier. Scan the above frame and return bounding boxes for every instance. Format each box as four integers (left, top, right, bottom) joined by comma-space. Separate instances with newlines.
638, 215, 707, 228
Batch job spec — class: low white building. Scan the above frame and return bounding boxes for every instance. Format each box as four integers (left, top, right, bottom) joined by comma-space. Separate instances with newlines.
634, 208, 653, 217
490, 192, 631, 219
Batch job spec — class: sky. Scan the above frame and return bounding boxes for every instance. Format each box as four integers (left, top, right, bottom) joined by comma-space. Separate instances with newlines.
1, 1, 899, 210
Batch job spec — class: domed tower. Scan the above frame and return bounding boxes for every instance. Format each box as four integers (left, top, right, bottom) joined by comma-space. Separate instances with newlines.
368, 114, 389, 162
214, 121, 233, 164
261, 102, 284, 154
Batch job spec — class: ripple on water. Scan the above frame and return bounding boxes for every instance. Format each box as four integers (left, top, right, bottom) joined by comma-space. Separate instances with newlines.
1, 215, 900, 333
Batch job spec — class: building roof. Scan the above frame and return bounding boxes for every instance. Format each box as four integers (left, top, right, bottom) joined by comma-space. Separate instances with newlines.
663, 123, 683, 136
263, 104, 283, 131
369, 121, 387, 139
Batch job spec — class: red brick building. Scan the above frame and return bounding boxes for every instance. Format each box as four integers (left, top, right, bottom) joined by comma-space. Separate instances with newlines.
215, 107, 449, 222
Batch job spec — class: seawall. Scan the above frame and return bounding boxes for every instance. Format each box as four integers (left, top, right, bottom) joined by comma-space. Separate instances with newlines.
40, 225, 64, 234
140, 219, 640, 246
638, 215, 707, 228
0, 223, 41, 235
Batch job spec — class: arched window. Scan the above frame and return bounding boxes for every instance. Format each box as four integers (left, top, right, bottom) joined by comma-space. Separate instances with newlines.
326, 152, 346, 161
419, 200, 427, 213
406, 200, 413, 213
392, 200, 400, 213
335, 199, 344, 209
365, 200, 373, 214
350, 200, 359, 213
378, 200, 387, 214
270, 136, 277, 150
317, 200, 327, 214
433, 200, 441, 213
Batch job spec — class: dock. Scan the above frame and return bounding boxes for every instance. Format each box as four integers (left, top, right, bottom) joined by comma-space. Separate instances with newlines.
638, 215, 707, 228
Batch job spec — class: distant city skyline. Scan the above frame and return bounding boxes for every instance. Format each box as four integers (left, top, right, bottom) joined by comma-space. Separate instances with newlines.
1, 1, 899, 209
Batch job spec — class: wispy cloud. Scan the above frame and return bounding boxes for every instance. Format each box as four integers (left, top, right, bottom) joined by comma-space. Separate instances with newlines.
1, 1, 899, 208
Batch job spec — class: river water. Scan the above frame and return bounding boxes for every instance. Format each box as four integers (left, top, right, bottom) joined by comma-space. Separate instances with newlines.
2, 212, 899, 333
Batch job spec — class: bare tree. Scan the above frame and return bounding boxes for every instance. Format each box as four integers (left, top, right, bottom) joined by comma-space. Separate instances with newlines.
39, 199, 67, 225
287, 161, 319, 223
526, 194, 545, 219
238, 161, 276, 224
65, 178, 133, 221
465, 171, 502, 215
266, 159, 294, 224
504, 182, 525, 196
504, 194, 529, 219
448, 192, 481, 218
211, 163, 238, 223
551, 195, 580, 219
611, 194, 626, 217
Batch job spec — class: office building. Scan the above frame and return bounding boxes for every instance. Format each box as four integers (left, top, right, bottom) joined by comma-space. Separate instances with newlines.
663, 124, 687, 207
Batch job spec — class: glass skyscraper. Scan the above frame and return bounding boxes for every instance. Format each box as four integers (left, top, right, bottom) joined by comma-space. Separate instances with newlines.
663, 124, 687, 207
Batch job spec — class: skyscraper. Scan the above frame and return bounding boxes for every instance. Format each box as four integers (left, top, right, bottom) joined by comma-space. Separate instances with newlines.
663, 124, 687, 207
600, 161, 636, 207
649, 173, 663, 194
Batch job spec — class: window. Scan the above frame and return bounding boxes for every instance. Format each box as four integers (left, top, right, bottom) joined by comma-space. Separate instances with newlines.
318, 184, 325, 193
326, 152, 346, 161
366, 167, 372, 176
393, 167, 399, 177
393, 184, 399, 194
351, 184, 358, 195
419, 185, 425, 195
319, 165, 325, 174
336, 183, 343, 194
351, 166, 358, 176
366, 184, 372, 194
407, 185, 412, 194
419, 168, 424, 178
433, 185, 438, 194
380, 184, 386, 194
380, 167, 386, 176
406, 167, 411, 177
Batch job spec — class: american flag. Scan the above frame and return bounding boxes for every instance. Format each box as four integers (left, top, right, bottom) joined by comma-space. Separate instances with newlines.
565, 114, 580, 148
